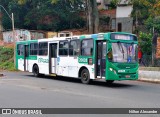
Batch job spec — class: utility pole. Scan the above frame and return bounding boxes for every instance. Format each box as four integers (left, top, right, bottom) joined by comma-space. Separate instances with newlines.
0, 5, 15, 67
12, 13, 16, 67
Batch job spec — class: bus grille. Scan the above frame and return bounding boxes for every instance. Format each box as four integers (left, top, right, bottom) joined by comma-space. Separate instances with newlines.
117, 64, 137, 69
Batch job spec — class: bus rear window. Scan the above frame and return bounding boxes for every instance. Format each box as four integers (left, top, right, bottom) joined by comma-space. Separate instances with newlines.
110, 33, 137, 41
17, 44, 24, 55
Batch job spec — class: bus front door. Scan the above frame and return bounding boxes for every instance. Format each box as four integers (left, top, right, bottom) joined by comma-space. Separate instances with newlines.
96, 41, 106, 78
24, 45, 29, 71
49, 43, 57, 74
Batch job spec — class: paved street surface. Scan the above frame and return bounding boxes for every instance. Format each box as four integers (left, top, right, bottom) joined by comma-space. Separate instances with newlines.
0, 71, 160, 117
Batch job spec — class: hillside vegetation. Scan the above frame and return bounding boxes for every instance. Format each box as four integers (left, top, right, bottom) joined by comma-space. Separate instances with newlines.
0, 46, 15, 71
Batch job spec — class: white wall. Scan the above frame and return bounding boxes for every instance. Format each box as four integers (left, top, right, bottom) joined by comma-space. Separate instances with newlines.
116, 5, 133, 18
3, 30, 31, 43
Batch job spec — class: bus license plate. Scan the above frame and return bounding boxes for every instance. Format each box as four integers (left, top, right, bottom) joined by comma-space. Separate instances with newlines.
125, 75, 130, 78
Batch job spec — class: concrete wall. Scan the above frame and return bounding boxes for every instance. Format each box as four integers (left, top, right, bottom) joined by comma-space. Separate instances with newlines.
46, 32, 57, 38
116, 17, 133, 33
115, 5, 133, 33
30, 31, 45, 40
2, 29, 45, 43
3, 30, 30, 43
116, 5, 133, 18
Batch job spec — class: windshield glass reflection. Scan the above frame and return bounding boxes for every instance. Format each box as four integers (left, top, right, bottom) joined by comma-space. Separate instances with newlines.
111, 42, 138, 63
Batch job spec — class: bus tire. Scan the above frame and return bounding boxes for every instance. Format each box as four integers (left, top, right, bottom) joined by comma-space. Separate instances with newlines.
33, 65, 40, 77
106, 80, 114, 85
80, 69, 90, 84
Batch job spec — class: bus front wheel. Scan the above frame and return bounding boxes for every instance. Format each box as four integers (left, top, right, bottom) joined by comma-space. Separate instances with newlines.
80, 69, 90, 84
33, 65, 40, 77
106, 80, 114, 85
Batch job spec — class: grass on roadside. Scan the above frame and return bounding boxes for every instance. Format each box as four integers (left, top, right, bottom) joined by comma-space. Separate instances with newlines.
0, 46, 17, 71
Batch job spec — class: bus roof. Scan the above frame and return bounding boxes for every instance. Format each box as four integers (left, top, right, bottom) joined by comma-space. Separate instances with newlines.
16, 36, 80, 43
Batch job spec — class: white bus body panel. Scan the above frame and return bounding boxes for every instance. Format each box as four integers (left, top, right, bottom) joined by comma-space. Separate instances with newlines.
37, 56, 49, 74
57, 56, 79, 77
25, 59, 29, 71
18, 58, 24, 71
68, 57, 79, 77
57, 57, 69, 76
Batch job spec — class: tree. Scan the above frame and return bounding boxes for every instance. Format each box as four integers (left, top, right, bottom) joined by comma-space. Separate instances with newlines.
131, 0, 160, 25
51, 0, 99, 33
1, 0, 85, 31
85, 0, 99, 33
145, 16, 160, 33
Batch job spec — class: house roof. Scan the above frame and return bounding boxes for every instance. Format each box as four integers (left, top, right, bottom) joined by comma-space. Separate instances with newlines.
99, 9, 116, 16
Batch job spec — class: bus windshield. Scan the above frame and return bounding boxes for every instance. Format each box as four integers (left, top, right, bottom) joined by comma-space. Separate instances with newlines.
111, 42, 138, 63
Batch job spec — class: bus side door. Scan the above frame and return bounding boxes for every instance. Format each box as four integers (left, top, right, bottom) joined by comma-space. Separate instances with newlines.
49, 43, 57, 74
96, 41, 107, 78
24, 45, 29, 71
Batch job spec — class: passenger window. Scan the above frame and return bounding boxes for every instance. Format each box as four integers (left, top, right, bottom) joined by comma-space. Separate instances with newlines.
81, 39, 93, 56
39, 42, 48, 56
30, 43, 38, 55
69, 40, 80, 56
59, 41, 69, 56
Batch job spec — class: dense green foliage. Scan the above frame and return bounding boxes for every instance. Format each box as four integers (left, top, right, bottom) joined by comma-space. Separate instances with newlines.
0, 0, 85, 31
0, 46, 15, 70
138, 32, 152, 55
131, 0, 160, 32
1, 0, 159, 33
145, 16, 160, 33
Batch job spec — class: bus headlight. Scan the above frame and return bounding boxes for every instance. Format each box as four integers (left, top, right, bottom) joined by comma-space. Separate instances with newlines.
109, 68, 117, 74
109, 68, 113, 71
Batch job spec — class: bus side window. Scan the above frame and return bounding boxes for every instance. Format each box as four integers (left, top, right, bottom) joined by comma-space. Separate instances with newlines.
59, 40, 69, 56
30, 43, 38, 55
81, 39, 93, 56
39, 42, 48, 56
69, 40, 80, 56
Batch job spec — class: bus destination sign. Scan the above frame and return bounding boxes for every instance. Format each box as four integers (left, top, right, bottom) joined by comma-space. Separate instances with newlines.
110, 33, 137, 41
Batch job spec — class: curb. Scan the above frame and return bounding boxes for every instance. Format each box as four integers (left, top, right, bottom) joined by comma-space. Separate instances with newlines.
138, 78, 160, 84
139, 67, 160, 71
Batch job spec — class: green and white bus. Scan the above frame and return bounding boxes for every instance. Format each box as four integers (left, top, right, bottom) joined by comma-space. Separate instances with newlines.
16, 32, 139, 84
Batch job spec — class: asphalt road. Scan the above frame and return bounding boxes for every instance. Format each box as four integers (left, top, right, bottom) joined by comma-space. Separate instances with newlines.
0, 71, 160, 117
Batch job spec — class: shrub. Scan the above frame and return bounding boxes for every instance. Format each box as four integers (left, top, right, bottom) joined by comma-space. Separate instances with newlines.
0, 46, 16, 71
138, 32, 152, 55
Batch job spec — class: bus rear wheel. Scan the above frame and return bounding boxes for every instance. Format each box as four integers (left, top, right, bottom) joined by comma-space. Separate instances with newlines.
80, 69, 90, 84
33, 65, 40, 77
